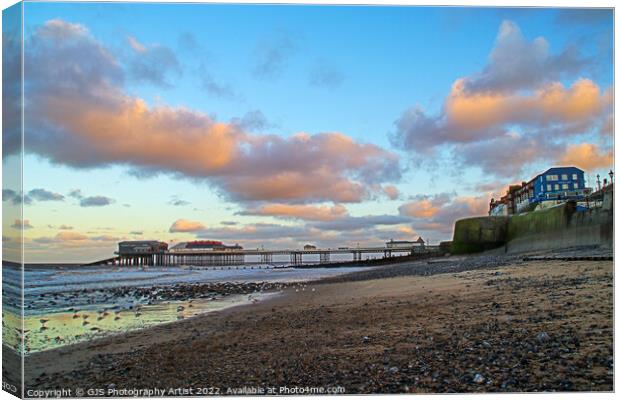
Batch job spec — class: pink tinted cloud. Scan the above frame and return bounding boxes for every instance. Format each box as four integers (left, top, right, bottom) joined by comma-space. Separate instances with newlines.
169, 219, 206, 233
382, 185, 400, 200
391, 20, 613, 178
22, 19, 400, 205
400, 194, 488, 236
127, 35, 147, 53
557, 143, 614, 171
445, 78, 610, 135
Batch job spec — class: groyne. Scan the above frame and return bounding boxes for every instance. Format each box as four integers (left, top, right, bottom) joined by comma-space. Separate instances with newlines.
451, 188, 613, 254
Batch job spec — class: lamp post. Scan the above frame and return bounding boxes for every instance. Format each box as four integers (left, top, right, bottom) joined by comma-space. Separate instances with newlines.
609, 170, 614, 185
597, 174, 601, 191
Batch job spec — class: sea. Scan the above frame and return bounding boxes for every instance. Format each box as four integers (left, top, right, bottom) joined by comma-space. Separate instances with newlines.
2, 262, 370, 354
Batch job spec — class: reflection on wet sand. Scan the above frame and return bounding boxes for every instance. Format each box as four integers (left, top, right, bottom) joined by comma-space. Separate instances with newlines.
4, 293, 275, 354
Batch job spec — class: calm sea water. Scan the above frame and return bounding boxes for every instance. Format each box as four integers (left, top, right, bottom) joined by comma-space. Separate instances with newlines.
2, 263, 368, 353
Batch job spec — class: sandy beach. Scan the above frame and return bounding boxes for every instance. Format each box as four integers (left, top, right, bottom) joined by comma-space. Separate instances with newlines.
22, 253, 613, 394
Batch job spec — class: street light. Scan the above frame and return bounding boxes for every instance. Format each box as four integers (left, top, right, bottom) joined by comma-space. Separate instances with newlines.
609, 170, 614, 185
597, 174, 601, 191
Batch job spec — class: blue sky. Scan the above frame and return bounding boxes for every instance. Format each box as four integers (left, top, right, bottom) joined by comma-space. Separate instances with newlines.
2, 3, 614, 262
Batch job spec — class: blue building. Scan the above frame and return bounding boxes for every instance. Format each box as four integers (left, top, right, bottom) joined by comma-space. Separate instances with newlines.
514, 166, 588, 213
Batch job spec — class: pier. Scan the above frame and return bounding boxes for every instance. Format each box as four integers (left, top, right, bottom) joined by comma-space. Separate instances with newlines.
100, 245, 441, 267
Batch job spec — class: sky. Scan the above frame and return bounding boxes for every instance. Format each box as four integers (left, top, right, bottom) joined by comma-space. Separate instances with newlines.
1, 2, 614, 262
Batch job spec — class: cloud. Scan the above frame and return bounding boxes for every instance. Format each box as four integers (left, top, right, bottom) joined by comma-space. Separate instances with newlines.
557, 143, 613, 171
28, 188, 65, 201
126, 35, 181, 87
600, 114, 613, 136
127, 35, 147, 53
463, 21, 590, 93
130, 230, 143, 235
457, 133, 560, 177
31, 232, 125, 250
168, 196, 191, 206
311, 214, 411, 232
2, 189, 23, 205
230, 110, 272, 132
252, 31, 297, 79
58, 224, 74, 230
196, 223, 307, 240
2, 16, 22, 156
309, 64, 344, 89
398, 193, 452, 218
447, 78, 610, 133
90, 234, 121, 242
391, 20, 612, 178
68, 189, 83, 199
393, 79, 611, 154
79, 196, 115, 207
220, 221, 238, 226
11, 219, 33, 230
239, 203, 348, 221
169, 219, 206, 233
3, 188, 65, 204
400, 195, 489, 237
177, 32, 200, 53
56, 231, 88, 241
195, 61, 239, 100
201, 72, 237, 99
20, 19, 400, 205
382, 185, 400, 200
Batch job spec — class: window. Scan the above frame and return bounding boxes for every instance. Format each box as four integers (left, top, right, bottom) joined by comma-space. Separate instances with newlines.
574, 183, 579, 189
547, 184, 552, 191
572, 174, 578, 180
561, 174, 568, 180
554, 184, 560, 191
547, 174, 559, 181
562, 183, 569, 190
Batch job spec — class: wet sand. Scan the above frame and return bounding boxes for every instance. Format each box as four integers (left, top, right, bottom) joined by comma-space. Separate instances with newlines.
24, 255, 613, 393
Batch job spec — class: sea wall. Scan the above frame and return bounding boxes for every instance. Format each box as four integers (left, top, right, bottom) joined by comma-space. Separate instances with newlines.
451, 216, 509, 254
506, 198, 613, 254
451, 189, 613, 254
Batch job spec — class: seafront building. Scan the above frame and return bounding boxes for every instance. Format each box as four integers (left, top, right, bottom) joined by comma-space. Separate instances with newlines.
489, 166, 591, 216
117, 240, 168, 255
385, 237, 425, 248
170, 240, 243, 251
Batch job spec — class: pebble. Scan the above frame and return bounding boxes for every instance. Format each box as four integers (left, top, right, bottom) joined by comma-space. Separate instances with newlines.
537, 331, 551, 342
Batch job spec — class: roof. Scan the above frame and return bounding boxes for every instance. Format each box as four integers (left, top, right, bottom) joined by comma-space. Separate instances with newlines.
542, 166, 584, 175
118, 240, 164, 245
521, 166, 585, 188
